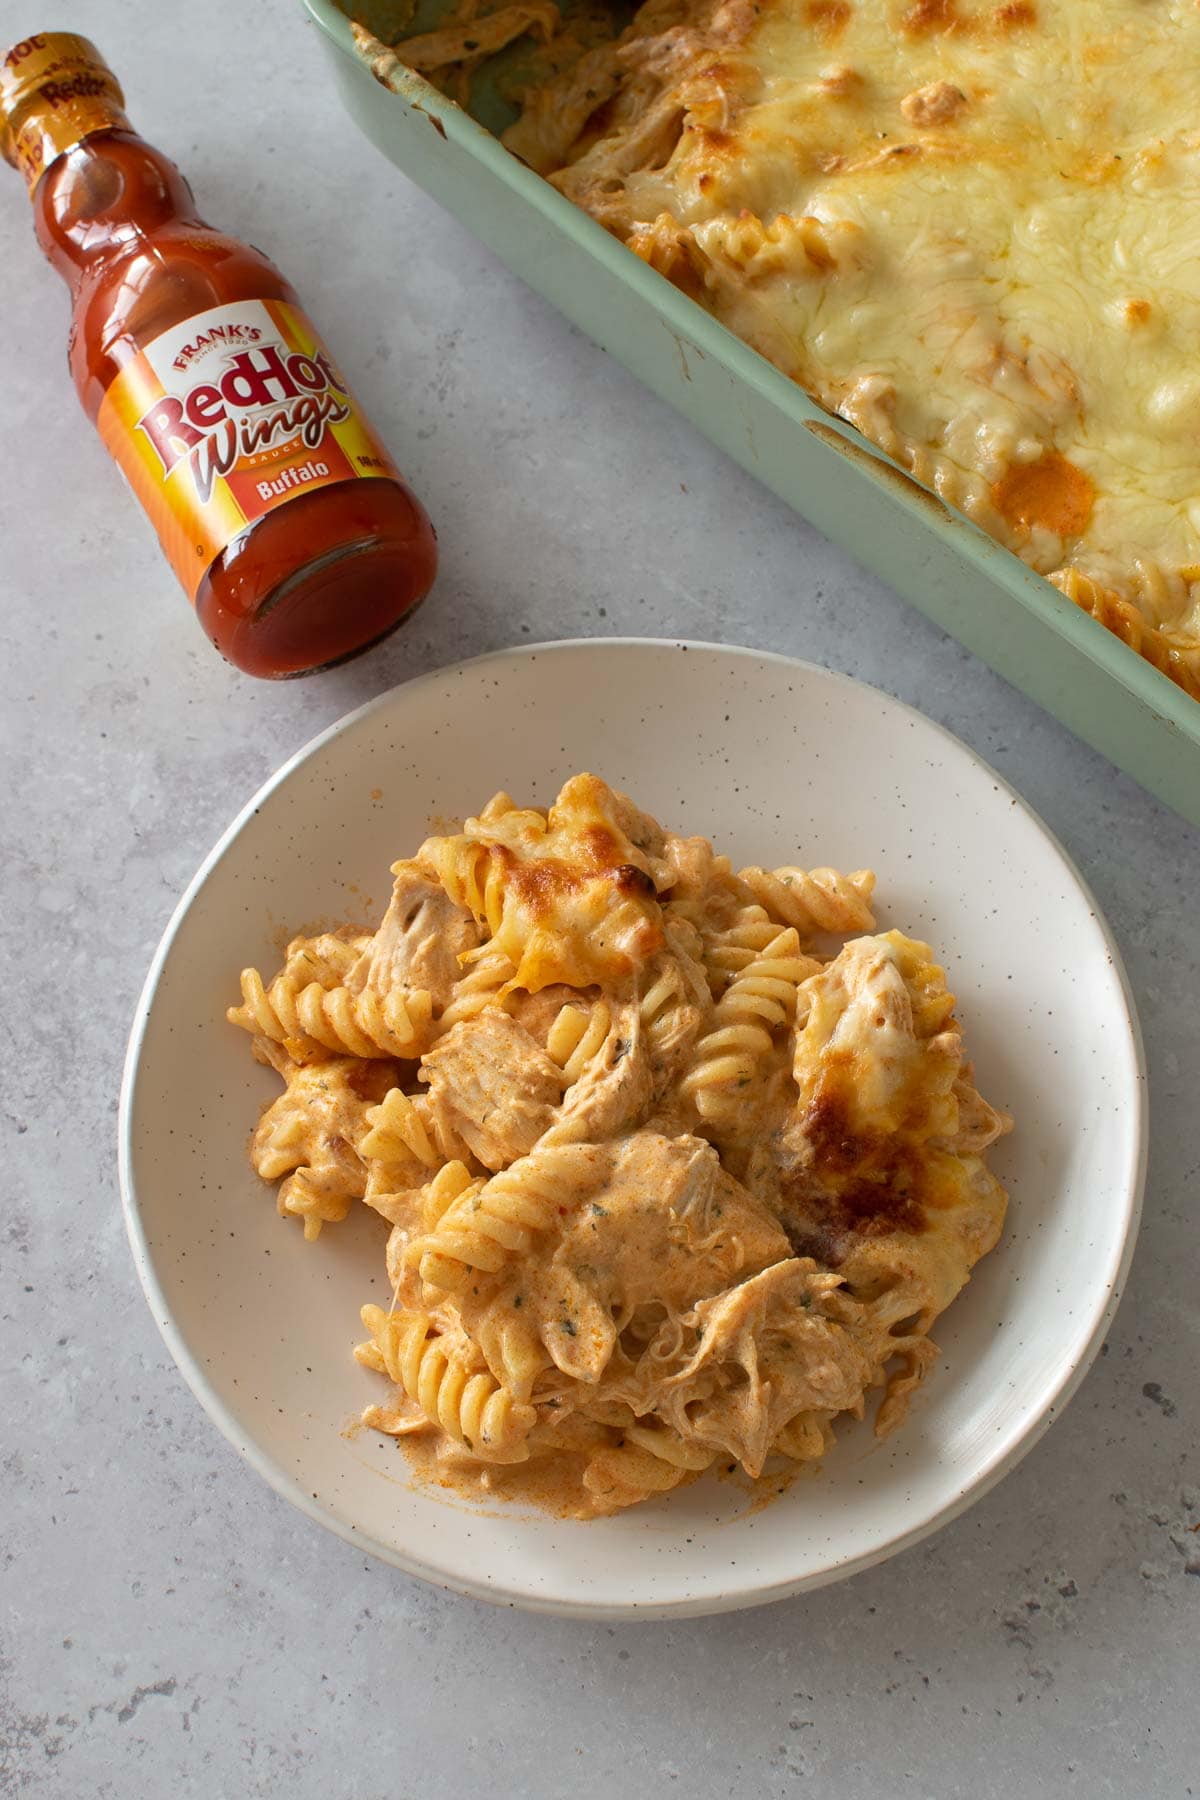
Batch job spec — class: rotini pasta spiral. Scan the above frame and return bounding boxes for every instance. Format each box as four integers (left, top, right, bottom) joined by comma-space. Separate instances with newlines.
407, 1144, 598, 1291
682, 925, 813, 1122
738, 865, 876, 938
704, 210, 864, 280
700, 905, 791, 992
419, 1159, 481, 1228
409, 1162, 487, 1288
426, 840, 508, 938
280, 931, 371, 989
277, 1166, 358, 1240
469, 1307, 552, 1402
360, 1087, 440, 1170
546, 1001, 611, 1080
1050, 566, 1200, 701
434, 946, 516, 1033
582, 1426, 713, 1506
250, 1057, 375, 1240
228, 968, 434, 1060
358, 1305, 535, 1462
623, 1422, 716, 1470
639, 968, 684, 1048
772, 1411, 835, 1462
252, 1109, 311, 1183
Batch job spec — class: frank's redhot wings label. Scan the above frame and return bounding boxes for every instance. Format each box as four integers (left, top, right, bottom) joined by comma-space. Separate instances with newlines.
96, 299, 399, 599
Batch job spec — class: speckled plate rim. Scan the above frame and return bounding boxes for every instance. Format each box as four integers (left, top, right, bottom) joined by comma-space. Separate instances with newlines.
118, 639, 1148, 1618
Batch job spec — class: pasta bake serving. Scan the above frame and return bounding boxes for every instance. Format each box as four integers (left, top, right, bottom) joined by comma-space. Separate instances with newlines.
354, 0, 1200, 700
227, 774, 1010, 1516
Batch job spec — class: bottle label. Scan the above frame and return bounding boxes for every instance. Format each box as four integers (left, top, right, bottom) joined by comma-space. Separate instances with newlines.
95, 299, 402, 601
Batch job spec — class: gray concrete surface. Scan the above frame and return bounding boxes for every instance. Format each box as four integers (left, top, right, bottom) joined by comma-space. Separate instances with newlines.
1, 3, 1196, 1795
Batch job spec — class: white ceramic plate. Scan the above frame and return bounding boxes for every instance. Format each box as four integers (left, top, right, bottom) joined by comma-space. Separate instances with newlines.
119, 640, 1146, 1618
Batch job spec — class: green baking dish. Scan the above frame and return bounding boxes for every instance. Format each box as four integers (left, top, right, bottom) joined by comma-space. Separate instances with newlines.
303, 0, 1200, 825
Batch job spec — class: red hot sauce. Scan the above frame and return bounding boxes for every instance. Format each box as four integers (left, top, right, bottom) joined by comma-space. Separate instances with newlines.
1, 32, 437, 677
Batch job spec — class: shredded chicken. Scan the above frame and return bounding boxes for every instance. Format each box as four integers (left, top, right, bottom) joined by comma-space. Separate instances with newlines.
348, 859, 480, 1004
420, 1008, 566, 1170
542, 1000, 654, 1145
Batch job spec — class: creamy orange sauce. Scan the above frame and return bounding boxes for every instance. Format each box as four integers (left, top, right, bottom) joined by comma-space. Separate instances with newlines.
391, 1426, 809, 1520
391, 1429, 709, 1519
992, 451, 1095, 539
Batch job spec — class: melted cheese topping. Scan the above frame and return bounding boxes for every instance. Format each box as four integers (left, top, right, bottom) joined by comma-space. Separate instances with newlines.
475, 0, 1200, 689
423, 772, 665, 989
793, 931, 958, 1139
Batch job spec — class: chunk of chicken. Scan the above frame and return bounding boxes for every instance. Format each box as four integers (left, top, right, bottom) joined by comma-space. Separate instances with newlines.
660, 832, 748, 931
639, 916, 712, 1094
541, 1000, 653, 1145
348, 859, 479, 1006
419, 1009, 565, 1172
745, 931, 1009, 1433
603, 783, 672, 888
661, 831, 717, 903
790, 930, 963, 1146
647, 1260, 873, 1475
759, 931, 983, 1264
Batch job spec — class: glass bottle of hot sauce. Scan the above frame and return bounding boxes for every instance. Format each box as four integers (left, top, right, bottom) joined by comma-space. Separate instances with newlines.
0, 33, 437, 677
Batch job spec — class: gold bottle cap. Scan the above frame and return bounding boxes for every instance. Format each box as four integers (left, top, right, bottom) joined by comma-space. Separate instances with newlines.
1, 32, 129, 193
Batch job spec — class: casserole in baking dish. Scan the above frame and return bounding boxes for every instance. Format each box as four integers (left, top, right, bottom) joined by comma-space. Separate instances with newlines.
305, 0, 1200, 822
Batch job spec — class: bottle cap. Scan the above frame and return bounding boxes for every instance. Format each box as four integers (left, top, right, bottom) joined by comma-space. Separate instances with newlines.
1, 33, 128, 193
